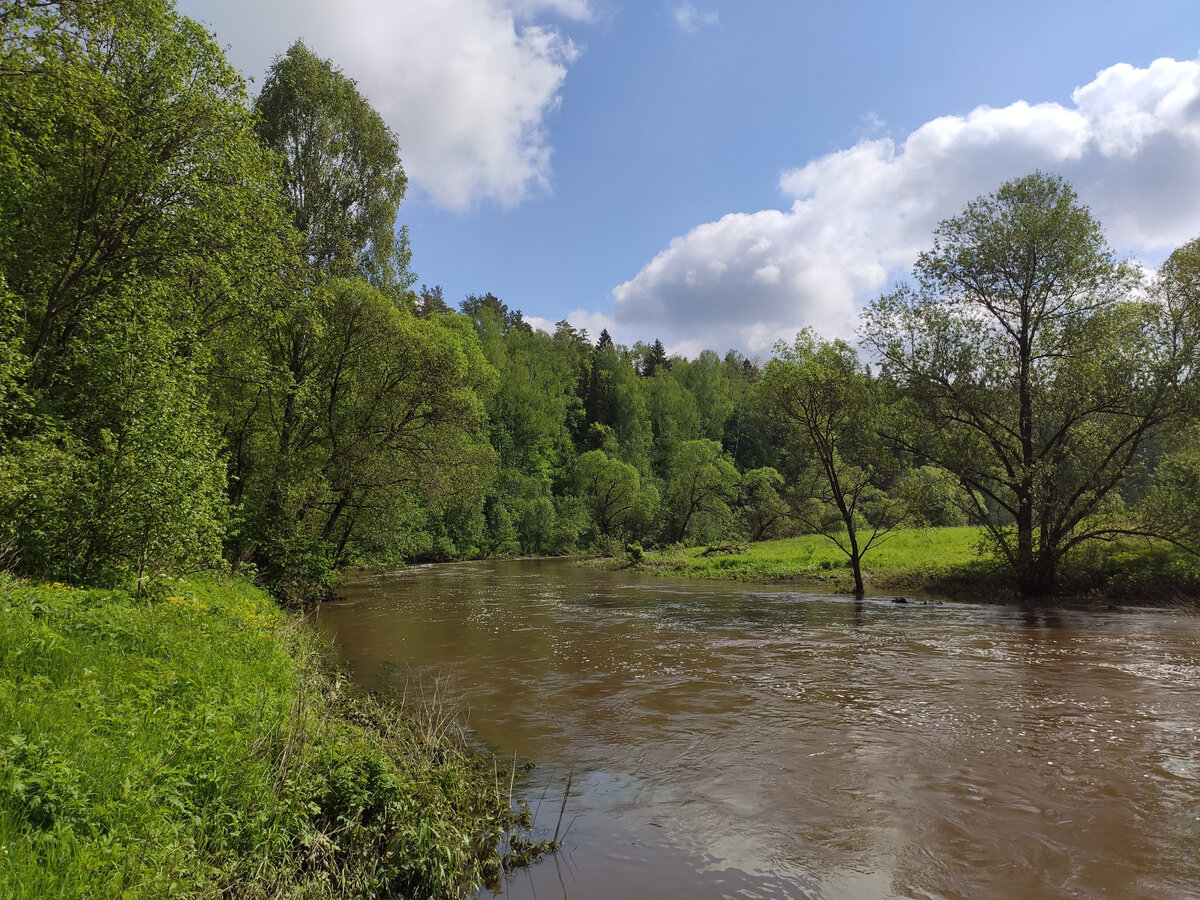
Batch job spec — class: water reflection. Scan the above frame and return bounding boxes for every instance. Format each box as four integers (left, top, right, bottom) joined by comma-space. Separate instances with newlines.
315, 559, 1200, 900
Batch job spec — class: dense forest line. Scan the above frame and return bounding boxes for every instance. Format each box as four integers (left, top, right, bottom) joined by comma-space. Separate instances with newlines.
3, 0, 1199, 602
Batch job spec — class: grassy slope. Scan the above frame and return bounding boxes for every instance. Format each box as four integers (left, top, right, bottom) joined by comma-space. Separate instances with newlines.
629, 527, 1200, 602
0, 577, 547, 899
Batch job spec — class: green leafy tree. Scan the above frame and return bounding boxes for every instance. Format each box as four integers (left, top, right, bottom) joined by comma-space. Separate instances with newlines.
0, 0, 286, 583
892, 465, 976, 528
1135, 237, 1200, 554
760, 330, 902, 594
585, 340, 653, 474
552, 320, 592, 443
737, 466, 791, 541
721, 351, 777, 471
662, 439, 739, 545
470, 306, 573, 478
573, 449, 657, 541
228, 43, 502, 596
241, 281, 496, 598
255, 41, 409, 287
635, 338, 671, 377
676, 349, 734, 442
645, 370, 701, 469
863, 173, 1200, 597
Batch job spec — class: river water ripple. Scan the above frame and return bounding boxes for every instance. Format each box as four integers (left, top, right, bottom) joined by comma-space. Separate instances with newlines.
314, 558, 1200, 900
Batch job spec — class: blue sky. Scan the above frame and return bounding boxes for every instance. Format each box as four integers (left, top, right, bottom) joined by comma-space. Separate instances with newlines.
179, 0, 1200, 356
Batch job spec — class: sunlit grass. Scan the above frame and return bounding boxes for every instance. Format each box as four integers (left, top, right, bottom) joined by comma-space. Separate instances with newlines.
0, 576, 551, 898
637, 527, 991, 593
630, 526, 1200, 602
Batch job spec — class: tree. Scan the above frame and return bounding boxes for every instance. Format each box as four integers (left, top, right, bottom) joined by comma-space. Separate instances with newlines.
637, 338, 670, 377
676, 349, 733, 441
645, 370, 701, 468
760, 330, 901, 594
584, 339, 652, 474
255, 41, 408, 287
863, 173, 1200, 597
573, 449, 655, 540
0, 0, 288, 583
721, 351, 776, 471
662, 439, 739, 544
460, 293, 531, 334
1135, 236, 1200, 555
416, 284, 450, 317
892, 465, 976, 528
233, 279, 497, 599
737, 466, 790, 542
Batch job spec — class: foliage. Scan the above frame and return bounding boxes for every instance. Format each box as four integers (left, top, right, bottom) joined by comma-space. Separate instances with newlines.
0, 0, 286, 584
892, 465, 977, 528
675, 349, 734, 442
760, 330, 905, 593
572, 449, 659, 542
233, 281, 497, 600
662, 439, 740, 544
1138, 424, 1200, 556
645, 370, 702, 467
737, 466, 791, 541
863, 172, 1200, 597
0, 577, 554, 898
255, 41, 409, 287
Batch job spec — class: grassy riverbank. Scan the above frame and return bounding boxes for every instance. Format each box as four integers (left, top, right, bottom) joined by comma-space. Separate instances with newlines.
617, 527, 1200, 603
0, 577, 550, 899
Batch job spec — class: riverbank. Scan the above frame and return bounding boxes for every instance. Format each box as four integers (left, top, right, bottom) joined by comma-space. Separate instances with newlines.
0, 576, 551, 899
601, 527, 1200, 604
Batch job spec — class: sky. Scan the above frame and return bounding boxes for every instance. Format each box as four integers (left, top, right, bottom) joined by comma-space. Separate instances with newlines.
177, 0, 1200, 358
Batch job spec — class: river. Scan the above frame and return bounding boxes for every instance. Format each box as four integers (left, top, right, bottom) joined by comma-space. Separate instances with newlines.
313, 558, 1200, 900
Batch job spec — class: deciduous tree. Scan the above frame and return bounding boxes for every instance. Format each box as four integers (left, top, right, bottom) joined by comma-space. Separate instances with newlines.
863, 173, 1199, 597
760, 330, 900, 593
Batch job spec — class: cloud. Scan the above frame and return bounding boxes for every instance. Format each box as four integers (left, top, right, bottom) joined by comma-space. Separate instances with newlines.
672, 3, 719, 33
562, 308, 622, 343
179, 0, 590, 210
612, 56, 1200, 355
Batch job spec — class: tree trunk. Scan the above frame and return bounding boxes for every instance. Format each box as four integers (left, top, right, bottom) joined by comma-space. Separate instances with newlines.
1017, 551, 1057, 599
847, 522, 864, 595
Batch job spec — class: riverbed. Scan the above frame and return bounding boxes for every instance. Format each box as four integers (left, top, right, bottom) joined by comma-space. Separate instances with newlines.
313, 558, 1200, 900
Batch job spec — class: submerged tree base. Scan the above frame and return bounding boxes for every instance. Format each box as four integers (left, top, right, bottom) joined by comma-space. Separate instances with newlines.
0, 576, 554, 898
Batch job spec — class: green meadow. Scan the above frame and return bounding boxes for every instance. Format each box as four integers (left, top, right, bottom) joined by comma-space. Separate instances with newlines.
628, 527, 1200, 603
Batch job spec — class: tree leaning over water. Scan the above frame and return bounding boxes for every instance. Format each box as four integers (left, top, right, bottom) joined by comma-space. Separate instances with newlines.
863, 172, 1200, 597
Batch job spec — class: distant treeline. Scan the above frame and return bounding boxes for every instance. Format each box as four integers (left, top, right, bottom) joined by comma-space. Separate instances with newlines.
3, 0, 1198, 600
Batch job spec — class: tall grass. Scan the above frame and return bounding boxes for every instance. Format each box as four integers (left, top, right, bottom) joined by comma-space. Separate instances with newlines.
0, 576, 551, 898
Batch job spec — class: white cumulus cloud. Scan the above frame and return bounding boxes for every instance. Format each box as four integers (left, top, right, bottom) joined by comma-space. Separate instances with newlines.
612, 56, 1200, 355
179, 0, 590, 210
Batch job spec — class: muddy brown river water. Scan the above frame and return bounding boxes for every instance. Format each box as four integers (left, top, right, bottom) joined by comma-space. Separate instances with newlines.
313, 558, 1200, 899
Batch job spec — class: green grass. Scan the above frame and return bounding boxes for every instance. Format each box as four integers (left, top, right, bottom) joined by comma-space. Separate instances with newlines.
622, 527, 1200, 603
632, 527, 992, 593
0, 576, 551, 899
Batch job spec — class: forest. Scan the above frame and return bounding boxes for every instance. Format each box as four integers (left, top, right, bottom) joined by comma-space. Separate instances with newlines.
3, 0, 1200, 603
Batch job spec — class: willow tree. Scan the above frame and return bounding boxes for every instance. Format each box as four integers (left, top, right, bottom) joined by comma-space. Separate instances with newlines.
863, 173, 1199, 597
